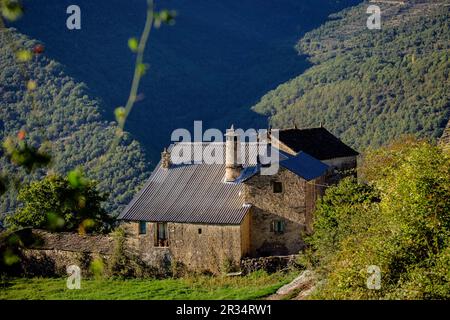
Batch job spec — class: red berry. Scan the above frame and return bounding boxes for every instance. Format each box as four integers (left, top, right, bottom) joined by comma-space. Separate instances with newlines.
17, 130, 26, 140
33, 44, 45, 54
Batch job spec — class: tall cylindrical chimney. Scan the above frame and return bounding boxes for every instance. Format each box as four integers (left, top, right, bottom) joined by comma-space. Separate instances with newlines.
161, 147, 171, 169
225, 125, 242, 182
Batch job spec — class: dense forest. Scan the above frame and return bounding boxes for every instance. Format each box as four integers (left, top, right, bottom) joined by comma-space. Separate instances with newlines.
11, 0, 361, 164
0, 30, 149, 218
253, 0, 450, 150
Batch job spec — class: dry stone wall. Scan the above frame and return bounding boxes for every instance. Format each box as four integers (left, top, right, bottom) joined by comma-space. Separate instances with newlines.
17, 229, 113, 277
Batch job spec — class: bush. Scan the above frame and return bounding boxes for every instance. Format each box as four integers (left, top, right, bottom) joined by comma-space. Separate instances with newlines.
5, 174, 114, 234
308, 138, 450, 299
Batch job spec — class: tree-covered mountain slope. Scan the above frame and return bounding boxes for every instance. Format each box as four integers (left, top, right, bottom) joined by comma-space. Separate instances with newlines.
253, 0, 450, 150
0, 30, 149, 217
11, 0, 361, 164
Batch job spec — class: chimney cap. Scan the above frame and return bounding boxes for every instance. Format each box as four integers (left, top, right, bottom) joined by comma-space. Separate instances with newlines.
161, 147, 171, 169
225, 124, 238, 137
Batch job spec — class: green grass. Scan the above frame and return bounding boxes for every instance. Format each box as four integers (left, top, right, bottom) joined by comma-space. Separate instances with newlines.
0, 270, 296, 300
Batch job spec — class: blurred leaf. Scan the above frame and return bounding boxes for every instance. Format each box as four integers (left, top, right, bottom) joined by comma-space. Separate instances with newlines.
16, 49, 32, 62
154, 9, 176, 28
27, 80, 37, 91
17, 130, 26, 140
136, 63, 149, 77
128, 37, 139, 52
2, 136, 51, 172
3, 249, 20, 266
32, 44, 45, 54
67, 168, 88, 189
78, 218, 95, 235
89, 258, 104, 279
77, 195, 86, 209
46, 212, 65, 231
1, 0, 23, 21
114, 106, 126, 125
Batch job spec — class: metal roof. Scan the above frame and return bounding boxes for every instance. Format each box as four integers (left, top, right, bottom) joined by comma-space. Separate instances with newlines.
119, 142, 328, 224
280, 152, 329, 181
119, 163, 250, 224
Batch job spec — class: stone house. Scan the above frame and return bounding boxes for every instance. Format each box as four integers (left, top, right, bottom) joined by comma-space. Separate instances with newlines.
118, 126, 358, 273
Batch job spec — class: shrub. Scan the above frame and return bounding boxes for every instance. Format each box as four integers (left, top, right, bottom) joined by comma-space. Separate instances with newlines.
308, 138, 450, 299
5, 174, 114, 234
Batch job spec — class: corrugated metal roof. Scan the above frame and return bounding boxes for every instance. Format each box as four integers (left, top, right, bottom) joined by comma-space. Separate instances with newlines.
119, 142, 327, 224
280, 152, 329, 181
119, 163, 250, 224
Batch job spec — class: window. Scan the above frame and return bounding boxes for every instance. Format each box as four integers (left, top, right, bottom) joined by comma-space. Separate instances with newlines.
198, 228, 202, 235
154, 222, 169, 247
272, 181, 283, 193
138, 221, 147, 235
271, 220, 285, 234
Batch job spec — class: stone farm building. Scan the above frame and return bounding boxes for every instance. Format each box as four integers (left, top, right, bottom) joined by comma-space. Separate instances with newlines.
119, 126, 358, 273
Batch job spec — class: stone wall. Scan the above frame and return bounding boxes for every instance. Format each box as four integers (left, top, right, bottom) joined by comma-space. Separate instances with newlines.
240, 255, 302, 274
243, 168, 313, 256
122, 221, 243, 274
20, 249, 109, 277
121, 222, 172, 273
28, 229, 114, 254
17, 229, 113, 277
248, 208, 306, 257
244, 168, 308, 224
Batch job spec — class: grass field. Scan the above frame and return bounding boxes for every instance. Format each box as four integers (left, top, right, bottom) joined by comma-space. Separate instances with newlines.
0, 271, 296, 300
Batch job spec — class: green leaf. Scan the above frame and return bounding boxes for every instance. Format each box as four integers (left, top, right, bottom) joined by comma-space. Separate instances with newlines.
2, 136, 51, 172
16, 50, 32, 62
159, 9, 176, 24
154, 9, 176, 28
136, 63, 149, 77
3, 249, 20, 266
67, 168, 88, 189
114, 106, 126, 124
128, 37, 139, 53
89, 258, 104, 278
46, 212, 65, 231
1, 0, 23, 21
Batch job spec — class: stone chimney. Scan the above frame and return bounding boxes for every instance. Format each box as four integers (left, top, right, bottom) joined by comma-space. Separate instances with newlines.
161, 147, 171, 169
225, 125, 242, 182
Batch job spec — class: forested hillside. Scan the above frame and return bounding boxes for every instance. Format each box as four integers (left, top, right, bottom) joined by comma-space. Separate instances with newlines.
253, 0, 450, 150
11, 0, 361, 164
0, 30, 149, 217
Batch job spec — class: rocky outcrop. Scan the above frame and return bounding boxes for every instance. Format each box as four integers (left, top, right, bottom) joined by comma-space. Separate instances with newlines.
276, 270, 316, 295
266, 269, 318, 300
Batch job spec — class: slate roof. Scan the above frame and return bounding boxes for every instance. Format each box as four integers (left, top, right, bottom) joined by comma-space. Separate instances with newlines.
274, 127, 359, 160
119, 142, 328, 225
